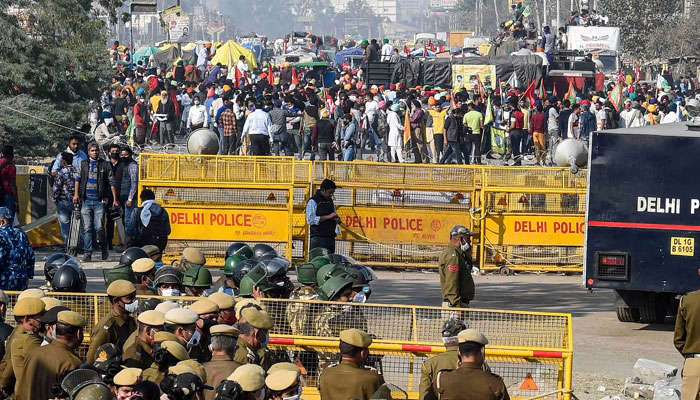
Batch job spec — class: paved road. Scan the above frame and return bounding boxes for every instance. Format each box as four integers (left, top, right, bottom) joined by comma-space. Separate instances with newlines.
30, 251, 681, 398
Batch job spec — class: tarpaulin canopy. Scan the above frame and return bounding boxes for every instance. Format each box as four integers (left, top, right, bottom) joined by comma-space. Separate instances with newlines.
133, 47, 159, 64
153, 44, 180, 67
335, 47, 364, 65
243, 44, 264, 62
210, 40, 258, 70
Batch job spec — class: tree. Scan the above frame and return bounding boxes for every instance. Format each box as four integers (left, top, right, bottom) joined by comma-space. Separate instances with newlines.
0, 0, 112, 156
598, 0, 682, 58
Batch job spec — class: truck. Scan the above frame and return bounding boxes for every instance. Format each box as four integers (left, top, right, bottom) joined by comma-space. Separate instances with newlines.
585, 122, 700, 323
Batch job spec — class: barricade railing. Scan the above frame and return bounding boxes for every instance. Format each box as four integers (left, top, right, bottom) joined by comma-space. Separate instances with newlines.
3, 293, 573, 399
133, 155, 588, 272
138, 154, 299, 264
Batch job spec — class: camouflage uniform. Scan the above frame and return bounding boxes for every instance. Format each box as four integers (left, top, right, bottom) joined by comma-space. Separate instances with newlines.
0, 226, 35, 290
286, 286, 320, 336
314, 304, 370, 370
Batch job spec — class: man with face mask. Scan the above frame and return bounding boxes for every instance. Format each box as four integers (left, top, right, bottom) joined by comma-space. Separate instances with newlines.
119, 146, 139, 244
87, 280, 138, 364
163, 308, 200, 353
189, 298, 220, 362
438, 225, 476, 308
318, 328, 384, 400
0, 297, 45, 397
188, 95, 208, 131
154, 267, 184, 297
123, 310, 165, 369
38, 305, 70, 346
233, 308, 273, 371
16, 310, 86, 400
208, 292, 237, 325
133, 257, 157, 295
434, 329, 509, 400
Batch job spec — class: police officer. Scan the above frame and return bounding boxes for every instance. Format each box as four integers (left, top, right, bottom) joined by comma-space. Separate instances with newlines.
212, 255, 245, 296
434, 329, 509, 400
419, 318, 467, 400
183, 265, 214, 296
155, 267, 184, 297
266, 369, 302, 400
111, 367, 143, 399
189, 298, 220, 362
163, 361, 213, 400
674, 289, 700, 400
318, 328, 384, 400
143, 340, 189, 384
179, 247, 207, 272
222, 364, 266, 399
38, 304, 70, 346
17, 310, 86, 400
233, 307, 273, 370
306, 178, 340, 254
142, 244, 165, 269
87, 279, 138, 364
133, 257, 157, 295
203, 325, 242, 400
163, 308, 200, 350
208, 292, 237, 325
3, 297, 45, 396
439, 225, 476, 308
123, 310, 165, 369
287, 261, 321, 337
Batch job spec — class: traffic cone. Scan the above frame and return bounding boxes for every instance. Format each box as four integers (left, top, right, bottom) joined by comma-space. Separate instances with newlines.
520, 373, 539, 391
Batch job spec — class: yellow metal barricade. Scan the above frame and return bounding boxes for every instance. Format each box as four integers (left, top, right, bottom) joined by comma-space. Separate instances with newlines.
138, 154, 299, 266
3, 293, 574, 399
312, 161, 482, 268
479, 167, 587, 273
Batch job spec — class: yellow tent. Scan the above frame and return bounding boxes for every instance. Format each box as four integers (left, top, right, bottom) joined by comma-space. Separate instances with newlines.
210, 40, 258, 70
181, 42, 197, 52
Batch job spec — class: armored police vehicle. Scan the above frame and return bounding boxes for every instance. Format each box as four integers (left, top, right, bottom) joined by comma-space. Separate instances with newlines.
585, 121, 700, 323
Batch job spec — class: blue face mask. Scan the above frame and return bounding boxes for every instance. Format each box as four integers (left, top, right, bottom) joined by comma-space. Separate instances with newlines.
125, 300, 139, 314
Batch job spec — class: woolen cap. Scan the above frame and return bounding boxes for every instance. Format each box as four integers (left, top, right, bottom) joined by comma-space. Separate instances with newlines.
208, 292, 235, 310
17, 288, 44, 300
189, 299, 219, 315
153, 331, 181, 344
339, 328, 372, 348
137, 310, 165, 326
268, 362, 300, 374
164, 308, 198, 325
210, 324, 239, 337
266, 370, 299, 392
457, 328, 488, 345
182, 247, 206, 265
132, 258, 156, 273
241, 308, 273, 330
57, 310, 87, 328
112, 368, 142, 386
107, 280, 136, 297
41, 296, 63, 310
228, 364, 265, 392
154, 301, 179, 314
161, 340, 189, 361
14, 297, 45, 317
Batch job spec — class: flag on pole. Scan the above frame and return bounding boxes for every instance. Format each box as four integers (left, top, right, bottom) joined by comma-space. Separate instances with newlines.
476, 75, 487, 101
565, 80, 577, 104
291, 68, 300, 86
656, 74, 671, 91
234, 67, 242, 88
539, 78, 545, 99
403, 108, 412, 145
484, 95, 494, 126
522, 79, 538, 107
268, 65, 275, 85
608, 83, 623, 112
506, 72, 520, 89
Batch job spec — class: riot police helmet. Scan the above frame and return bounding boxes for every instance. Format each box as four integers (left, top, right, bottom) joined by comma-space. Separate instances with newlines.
44, 253, 72, 283
226, 242, 254, 260
120, 247, 149, 266
252, 244, 277, 260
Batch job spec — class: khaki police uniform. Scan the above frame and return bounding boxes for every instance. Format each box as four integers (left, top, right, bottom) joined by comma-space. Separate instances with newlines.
88, 280, 138, 364
435, 363, 509, 400
123, 309, 164, 369
16, 311, 85, 400
674, 290, 700, 400
233, 337, 271, 371
0, 326, 20, 391
203, 354, 243, 400
8, 297, 46, 395
420, 347, 460, 400
438, 243, 475, 307
318, 329, 384, 400
142, 340, 189, 384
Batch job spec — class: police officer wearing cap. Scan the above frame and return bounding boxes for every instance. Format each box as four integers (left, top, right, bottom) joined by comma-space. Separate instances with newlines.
674, 289, 700, 399
439, 225, 476, 308
266, 369, 302, 400
0, 297, 45, 396
87, 279, 138, 364
179, 247, 206, 271
16, 310, 85, 400
434, 329, 509, 400
234, 307, 273, 370
132, 257, 157, 295
142, 340, 189, 384
189, 298, 220, 362
123, 310, 165, 369
164, 307, 200, 351
419, 318, 467, 400
209, 292, 237, 325
203, 325, 242, 400
224, 364, 266, 399
112, 367, 143, 399
38, 305, 70, 346
318, 328, 384, 400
